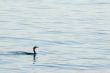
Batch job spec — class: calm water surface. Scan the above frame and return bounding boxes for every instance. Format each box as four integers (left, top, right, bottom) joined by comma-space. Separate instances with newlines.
0, 0, 110, 73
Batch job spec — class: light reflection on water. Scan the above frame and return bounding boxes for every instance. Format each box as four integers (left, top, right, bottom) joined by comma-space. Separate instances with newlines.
0, 0, 110, 73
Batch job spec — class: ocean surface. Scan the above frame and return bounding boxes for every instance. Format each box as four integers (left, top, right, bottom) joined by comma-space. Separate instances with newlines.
0, 0, 110, 73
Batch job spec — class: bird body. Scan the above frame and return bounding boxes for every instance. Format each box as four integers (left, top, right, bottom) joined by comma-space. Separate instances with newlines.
12, 46, 38, 55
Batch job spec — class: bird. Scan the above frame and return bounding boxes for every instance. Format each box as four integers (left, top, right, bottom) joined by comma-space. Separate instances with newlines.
24, 46, 38, 55
12, 46, 38, 55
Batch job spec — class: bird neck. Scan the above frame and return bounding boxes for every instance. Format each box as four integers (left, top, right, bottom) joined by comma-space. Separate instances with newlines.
34, 50, 36, 54
33, 48, 36, 54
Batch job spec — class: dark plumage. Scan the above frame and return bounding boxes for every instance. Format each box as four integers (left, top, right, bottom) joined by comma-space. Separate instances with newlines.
12, 46, 38, 55
25, 46, 38, 55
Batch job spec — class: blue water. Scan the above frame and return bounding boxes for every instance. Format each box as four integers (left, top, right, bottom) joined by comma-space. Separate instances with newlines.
0, 0, 110, 73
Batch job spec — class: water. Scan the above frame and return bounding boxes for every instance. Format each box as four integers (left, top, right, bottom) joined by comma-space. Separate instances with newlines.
0, 0, 110, 73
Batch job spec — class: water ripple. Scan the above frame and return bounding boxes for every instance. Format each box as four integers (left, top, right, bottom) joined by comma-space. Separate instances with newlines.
34, 63, 110, 70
